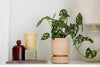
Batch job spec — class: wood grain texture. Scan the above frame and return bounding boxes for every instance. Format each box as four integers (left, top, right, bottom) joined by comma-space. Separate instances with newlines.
51, 56, 69, 64
6, 60, 47, 64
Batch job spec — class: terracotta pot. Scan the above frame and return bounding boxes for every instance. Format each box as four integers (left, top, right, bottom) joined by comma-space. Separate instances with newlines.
51, 38, 70, 64
24, 33, 38, 50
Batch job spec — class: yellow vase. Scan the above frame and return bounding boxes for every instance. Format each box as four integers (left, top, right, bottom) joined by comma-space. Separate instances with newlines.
24, 33, 38, 50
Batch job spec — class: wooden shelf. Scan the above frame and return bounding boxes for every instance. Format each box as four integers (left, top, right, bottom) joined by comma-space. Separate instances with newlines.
6, 60, 47, 64
6, 60, 100, 64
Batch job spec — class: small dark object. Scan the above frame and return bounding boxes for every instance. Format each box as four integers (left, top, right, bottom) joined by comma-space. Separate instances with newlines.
12, 40, 25, 60
16, 40, 21, 45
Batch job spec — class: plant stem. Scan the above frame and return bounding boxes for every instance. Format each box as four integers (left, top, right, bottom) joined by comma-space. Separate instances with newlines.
66, 18, 68, 24
75, 45, 85, 58
78, 43, 82, 48
47, 20, 52, 28
72, 38, 85, 58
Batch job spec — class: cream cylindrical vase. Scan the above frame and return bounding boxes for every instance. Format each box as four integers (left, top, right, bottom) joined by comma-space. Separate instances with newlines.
24, 33, 38, 50
51, 38, 70, 64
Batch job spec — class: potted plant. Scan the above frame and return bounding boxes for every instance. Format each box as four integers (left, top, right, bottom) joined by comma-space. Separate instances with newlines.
36, 9, 96, 64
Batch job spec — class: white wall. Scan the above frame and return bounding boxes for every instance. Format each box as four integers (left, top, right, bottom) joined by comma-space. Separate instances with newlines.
0, 0, 9, 64
9, 0, 82, 61
73, 0, 100, 25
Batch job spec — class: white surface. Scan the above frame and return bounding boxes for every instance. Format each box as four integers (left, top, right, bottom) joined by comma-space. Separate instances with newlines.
5, 60, 100, 64
9, 0, 82, 61
3, 65, 100, 67
48, 60, 100, 64
72, 0, 100, 25
0, 0, 9, 64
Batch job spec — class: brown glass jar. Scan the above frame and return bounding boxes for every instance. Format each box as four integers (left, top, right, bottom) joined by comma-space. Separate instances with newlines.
12, 40, 25, 60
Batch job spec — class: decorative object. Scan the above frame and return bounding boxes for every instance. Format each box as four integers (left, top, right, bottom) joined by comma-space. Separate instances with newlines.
24, 33, 38, 50
12, 40, 25, 60
36, 9, 93, 63
73, 0, 100, 61
25, 50, 37, 60
24, 33, 38, 60
7, 39, 47, 64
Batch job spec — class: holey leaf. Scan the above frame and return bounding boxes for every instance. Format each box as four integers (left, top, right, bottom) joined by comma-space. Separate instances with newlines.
41, 33, 50, 40
59, 9, 69, 18
76, 13, 82, 25
76, 13, 83, 31
85, 48, 97, 59
73, 34, 94, 45
69, 23, 79, 38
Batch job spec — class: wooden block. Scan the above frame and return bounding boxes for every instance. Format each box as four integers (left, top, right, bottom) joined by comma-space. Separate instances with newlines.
51, 56, 69, 64
25, 50, 37, 60
6, 60, 47, 64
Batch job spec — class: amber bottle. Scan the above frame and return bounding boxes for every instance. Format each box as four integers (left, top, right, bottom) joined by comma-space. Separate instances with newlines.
12, 40, 25, 60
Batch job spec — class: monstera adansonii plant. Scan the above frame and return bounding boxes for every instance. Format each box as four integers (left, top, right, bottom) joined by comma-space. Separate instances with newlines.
36, 9, 98, 59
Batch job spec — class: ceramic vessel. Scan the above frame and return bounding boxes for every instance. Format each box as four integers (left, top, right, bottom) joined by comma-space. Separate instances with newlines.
51, 38, 70, 64
12, 40, 25, 60
24, 33, 38, 50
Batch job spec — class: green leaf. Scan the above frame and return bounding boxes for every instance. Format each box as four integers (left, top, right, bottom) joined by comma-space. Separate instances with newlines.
52, 20, 59, 27
73, 34, 94, 45
76, 13, 83, 31
59, 33, 66, 38
36, 16, 52, 27
76, 13, 82, 25
41, 33, 50, 40
52, 13, 56, 18
57, 29, 66, 38
85, 48, 97, 59
59, 9, 69, 18
69, 23, 79, 38
51, 33, 57, 40
84, 37, 94, 43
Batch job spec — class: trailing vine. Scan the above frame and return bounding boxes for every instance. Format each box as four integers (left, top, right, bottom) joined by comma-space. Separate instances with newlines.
36, 9, 98, 59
